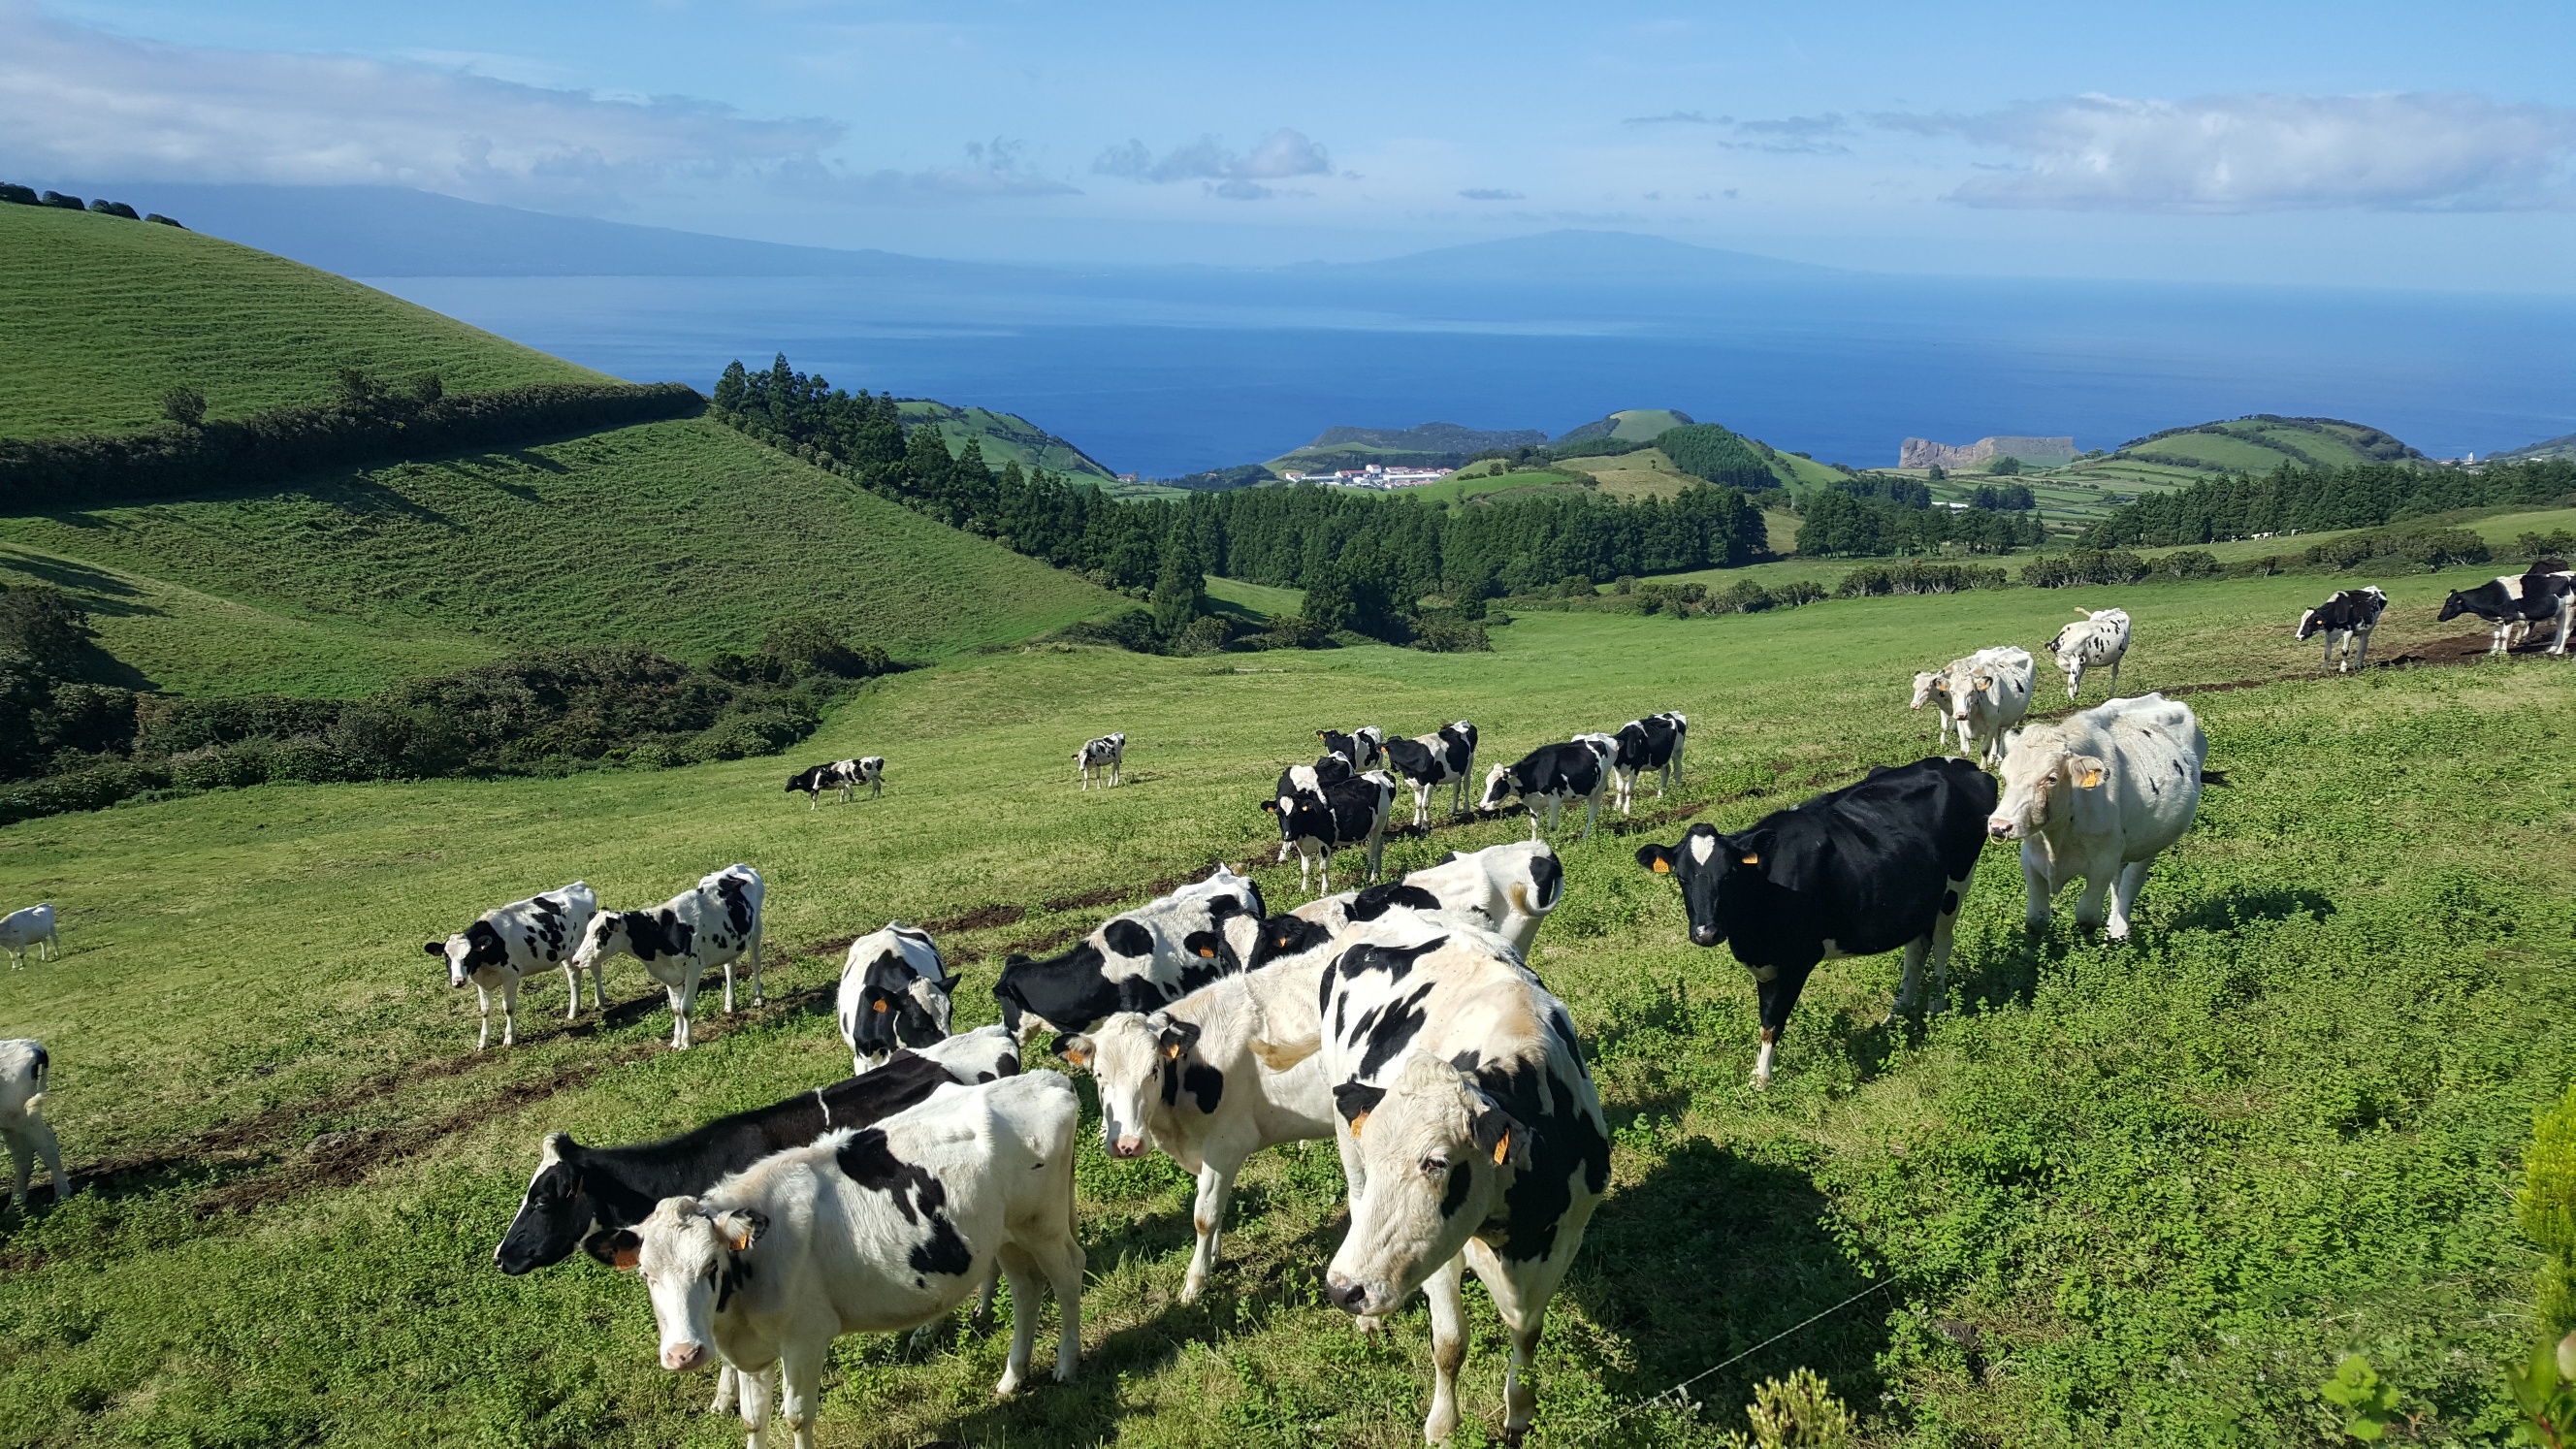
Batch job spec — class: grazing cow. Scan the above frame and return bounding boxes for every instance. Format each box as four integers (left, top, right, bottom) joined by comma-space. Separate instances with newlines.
1272, 753, 1357, 860
2047, 607, 2132, 699
1477, 736, 1614, 842
1054, 944, 1336, 1303
423, 883, 600, 1050
1316, 912, 1610, 1446
837, 922, 958, 1072
0, 904, 56, 965
1988, 693, 2208, 941
1333, 839, 1564, 956
1, 1040, 61, 1208
1381, 721, 1479, 828
2440, 572, 2574, 657
1910, 670, 1954, 751
588, 1073, 1085, 1448
1636, 757, 1995, 1088
1943, 647, 2035, 768
785, 757, 884, 808
574, 865, 765, 1050
2297, 587, 2390, 673
1604, 712, 1688, 814
1263, 770, 1397, 894
1074, 733, 1125, 789
1318, 725, 1388, 771
992, 865, 1267, 1040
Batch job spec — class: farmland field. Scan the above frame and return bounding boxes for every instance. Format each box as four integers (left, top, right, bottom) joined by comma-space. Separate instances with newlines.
1, 567, 2570, 1447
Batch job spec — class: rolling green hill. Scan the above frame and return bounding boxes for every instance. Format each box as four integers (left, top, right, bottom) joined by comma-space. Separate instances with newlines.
895, 399, 1119, 482
1551, 407, 1695, 445
2105, 415, 2426, 473
0, 201, 600, 440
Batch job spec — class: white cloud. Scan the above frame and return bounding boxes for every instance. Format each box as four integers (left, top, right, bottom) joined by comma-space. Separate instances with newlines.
796, 139, 1078, 203
1884, 92, 2576, 212
1092, 129, 1331, 199
0, 4, 841, 208
1619, 110, 1849, 153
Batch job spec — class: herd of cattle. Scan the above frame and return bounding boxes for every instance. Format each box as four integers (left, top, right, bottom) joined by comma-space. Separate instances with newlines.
0, 568, 2564, 1447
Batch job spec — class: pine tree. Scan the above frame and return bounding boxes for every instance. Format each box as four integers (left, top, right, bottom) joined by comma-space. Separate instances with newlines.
712, 360, 747, 413
1150, 534, 1207, 638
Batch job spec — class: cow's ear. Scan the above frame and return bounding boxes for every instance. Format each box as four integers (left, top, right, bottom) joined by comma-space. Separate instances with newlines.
424, 941, 447, 955
934, 969, 962, 993
1635, 844, 1674, 875
2069, 755, 2109, 789
1732, 827, 1776, 870
1051, 1034, 1093, 1070
1260, 800, 1278, 816
1335, 1079, 1386, 1134
1159, 1018, 1203, 1061
585, 1228, 642, 1272
714, 1209, 767, 1253
1470, 1099, 1533, 1169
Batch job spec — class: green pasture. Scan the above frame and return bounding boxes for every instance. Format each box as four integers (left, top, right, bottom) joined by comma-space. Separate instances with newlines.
1204, 576, 1305, 623
1, 569, 2570, 1447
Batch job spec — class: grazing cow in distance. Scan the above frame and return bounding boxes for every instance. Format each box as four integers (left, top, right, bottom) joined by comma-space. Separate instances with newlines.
992, 865, 1267, 1040
1074, 733, 1125, 789
588, 1073, 1085, 1446
573, 865, 764, 1049
1944, 647, 2035, 768
1, 1040, 61, 1208
1318, 725, 1387, 771
0, 904, 56, 965
1637, 757, 1995, 1088
2297, 587, 2389, 673
1317, 912, 1610, 1446
1264, 770, 1396, 894
785, 757, 883, 808
2440, 572, 2574, 657
424, 882, 599, 1050
1988, 693, 2209, 941
1477, 736, 1614, 842
1604, 711, 1688, 814
1272, 753, 1356, 859
1381, 721, 1478, 827
2047, 607, 2132, 699
837, 922, 957, 1072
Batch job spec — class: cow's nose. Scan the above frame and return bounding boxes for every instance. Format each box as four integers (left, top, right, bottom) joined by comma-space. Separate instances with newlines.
1326, 1274, 1373, 1314
1111, 1135, 1144, 1159
661, 1342, 708, 1372
1986, 820, 2013, 840
1690, 924, 1721, 947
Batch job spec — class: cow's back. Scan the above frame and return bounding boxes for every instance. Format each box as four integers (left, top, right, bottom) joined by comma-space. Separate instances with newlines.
2094, 696, 2206, 856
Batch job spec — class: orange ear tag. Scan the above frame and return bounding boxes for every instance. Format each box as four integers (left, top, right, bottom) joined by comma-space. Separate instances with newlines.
871, 999, 887, 1013
1349, 1111, 1368, 1138
1741, 854, 1760, 866
1491, 1132, 1511, 1166
1650, 857, 1670, 874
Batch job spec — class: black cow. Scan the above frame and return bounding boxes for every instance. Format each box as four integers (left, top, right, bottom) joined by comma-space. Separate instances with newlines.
1272, 754, 1357, 860
1635, 757, 1995, 1088
2440, 570, 2574, 657
1476, 737, 1614, 841
1605, 712, 1688, 815
1317, 725, 1387, 771
1381, 721, 1478, 828
992, 867, 1266, 1039
1263, 771, 1395, 894
2296, 587, 2388, 673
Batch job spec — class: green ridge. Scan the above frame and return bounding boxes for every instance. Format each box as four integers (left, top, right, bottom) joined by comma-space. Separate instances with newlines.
895, 399, 1119, 482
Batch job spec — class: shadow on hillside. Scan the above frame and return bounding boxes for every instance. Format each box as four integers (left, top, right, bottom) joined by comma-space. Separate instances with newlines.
0, 548, 155, 611
2168, 886, 2336, 935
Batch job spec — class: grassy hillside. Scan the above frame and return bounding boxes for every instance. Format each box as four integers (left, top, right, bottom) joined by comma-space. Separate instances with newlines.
1553, 407, 1696, 445
0, 203, 599, 440
0, 418, 1123, 692
895, 399, 1119, 482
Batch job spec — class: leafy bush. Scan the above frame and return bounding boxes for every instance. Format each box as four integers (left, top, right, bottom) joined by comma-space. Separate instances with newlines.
1719, 1368, 1855, 1448
1408, 612, 1492, 653
1707, 579, 1825, 615
2525, 1085, 2576, 1340
2514, 529, 2576, 563
1172, 614, 1235, 656
2022, 549, 2149, 587
1969, 482, 2035, 510
1836, 561, 2009, 596
2303, 527, 2490, 571
171, 740, 278, 791
0, 760, 170, 826
2156, 549, 2222, 579
1984, 454, 2022, 475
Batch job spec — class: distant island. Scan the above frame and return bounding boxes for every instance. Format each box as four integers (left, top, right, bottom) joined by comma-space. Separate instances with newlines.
1900, 435, 2077, 470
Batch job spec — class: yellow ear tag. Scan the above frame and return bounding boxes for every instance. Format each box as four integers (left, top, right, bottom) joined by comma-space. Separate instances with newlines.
1165, 1043, 1183, 1060
1349, 1111, 1368, 1139
1491, 1132, 1511, 1166
1066, 1048, 1088, 1068
2078, 769, 2105, 788
726, 1227, 757, 1252
871, 999, 887, 1013
1741, 853, 1760, 866
1650, 857, 1670, 874
1196, 946, 1216, 957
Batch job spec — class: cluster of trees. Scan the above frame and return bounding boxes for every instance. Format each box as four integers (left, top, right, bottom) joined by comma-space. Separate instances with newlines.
2300, 526, 2490, 572
1656, 424, 1781, 493
1835, 561, 2010, 596
1, 183, 183, 227
1969, 482, 2036, 510
1793, 489, 2044, 556
2082, 459, 2576, 548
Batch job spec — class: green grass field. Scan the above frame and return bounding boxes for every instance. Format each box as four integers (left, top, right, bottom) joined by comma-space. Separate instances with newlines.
1399, 468, 1589, 507
1204, 575, 1306, 623
2, 565, 2569, 1447
0, 205, 600, 440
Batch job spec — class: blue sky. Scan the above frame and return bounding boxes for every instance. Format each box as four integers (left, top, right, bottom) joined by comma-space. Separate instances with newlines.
6, 0, 2573, 288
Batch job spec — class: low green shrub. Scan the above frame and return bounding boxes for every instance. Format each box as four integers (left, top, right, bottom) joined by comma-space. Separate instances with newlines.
1836, 561, 2010, 596
2304, 526, 2490, 571
2022, 549, 2149, 587
2525, 1084, 2576, 1340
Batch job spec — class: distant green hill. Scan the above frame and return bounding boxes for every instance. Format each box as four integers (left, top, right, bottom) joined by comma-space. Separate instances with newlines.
1266, 420, 1549, 473
2491, 431, 2576, 464
895, 399, 1119, 482
2108, 415, 2426, 473
1552, 408, 1695, 446
0, 201, 598, 440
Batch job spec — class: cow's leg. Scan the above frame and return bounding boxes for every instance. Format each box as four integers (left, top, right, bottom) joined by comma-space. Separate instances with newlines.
708, 1362, 738, 1416
1750, 964, 1808, 1089
2020, 843, 2053, 931
1183, 1147, 1245, 1303
2072, 869, 2112, 935
670, 974, 697, 1049
1928, 873, 1970, 1007
561, 961, 582, 1018
6, 1129, 28, 1207
2356, 628, 2372, 672
473, 982, 495, 1051
776, 1337, 826, 1449
1579, 792, 1599, 843
971, 1261, 1001, 1336
2107, 859, 2153, 942
748, 928, 765, 1007
727, 1361, 767, 1439
1421, 1254, 1469, 1443
1024, 1224, 1085, 1382
1365, 829, 1386, 885
2108, 655, 2121, 695
995, 1242, 1042, 1396
1890, 935, 1929, 1019
500, 976, 521, 1046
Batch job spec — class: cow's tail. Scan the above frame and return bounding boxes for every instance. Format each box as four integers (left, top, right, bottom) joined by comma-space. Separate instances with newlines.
2200, 768, 2232, 787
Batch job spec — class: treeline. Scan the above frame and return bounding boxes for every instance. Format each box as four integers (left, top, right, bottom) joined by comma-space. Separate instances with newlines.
1793, 489, 2045, 556
2081, 459, 2576, 548
2, 373, 703, 507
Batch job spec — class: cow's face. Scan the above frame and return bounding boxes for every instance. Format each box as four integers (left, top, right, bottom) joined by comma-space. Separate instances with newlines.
1059, 1014, 1199, 1158
426, 919, 503, 988
2437, 591, 2470, 623
1988, 743, 2105, 840
1264, 793, 1332, 843
1324, 1054, 1530, 1318
1475, 763, 1519, 813
588, 1196, 763, 1373
1910, 671, 1948, 711
495, 1132, 591, 1273
1247, 912, 1335, 969
1634, 824, 1767, 949
2296, 607, 2324, 640
570, 912, 626, 973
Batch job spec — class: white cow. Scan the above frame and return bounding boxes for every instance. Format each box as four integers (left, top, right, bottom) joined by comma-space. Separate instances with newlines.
0, 904, 56, 965
1988, 693, 2208, 941
591, 1073, 1084, 1449
574, 865, 764, 1049
1350, 839, 1565, 956
1, 1040, 61, 1207
836, 922, 956, 1072
1075, 733, 1125, 789
424, 883, 600, 1049
2046, 608, 2132, 699
1910, 670, 1954, 750
1944, 646, 2036, 767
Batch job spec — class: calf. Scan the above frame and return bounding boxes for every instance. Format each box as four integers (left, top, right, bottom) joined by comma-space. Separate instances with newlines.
424, 882, 600, 1050
589, 1073, 1084, 1448
2440, 572, 2574, 656
574, 865, 764, 1050
1381, 721, 1478, 827
1074, 733, 1125, 789
785, 757, 884, 808
1317, 912, 1609, 1446
1477, 736, 1614, 842
1, 1040, 61, 1208
2047, 607, 2132, 699
1604, 712, 1688, 814
1943, 647, 2035, 768
1263, 770, 1396, 894
1318, 725, 1387, 771
0, 904, 56, 965
1636, 757, 1994, 1088
1272, 753, 1356, 860
1910, 670, 1953, 751
992, 865, 1266, 1039
2297, 587, 2389, 673
838, 922, 959, 1072
1988, 693, 2208, 941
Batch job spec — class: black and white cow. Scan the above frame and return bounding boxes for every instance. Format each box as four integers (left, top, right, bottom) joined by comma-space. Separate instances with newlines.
1272, 753, 1356, 860
1317, 911, 1610, 1446
1477, 736, 1614, 842
423, 882, 600, 1050
1381, 721, 1478, 828
2047, 607, 2132, 699
1263, 770, 1397, 894
1318, 725, 1388, 771
2440, 571, 2573, 656
785, 757, 884, 808
590, 1073, 1085, 1448
1635, 757, 1995, 1088
2297, 586, 2389, 673
837, 922, 959, 1072
1074, 733, 1125, 789
1604, 712, 1688, 815
1319, 839, 1564, 957
991, 865, 1267, 1040
2, 1039, 61, 1208
573, 865, 764, 1050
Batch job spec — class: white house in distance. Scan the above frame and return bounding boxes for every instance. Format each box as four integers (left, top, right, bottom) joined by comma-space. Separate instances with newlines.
1281, 463, 1456, 489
